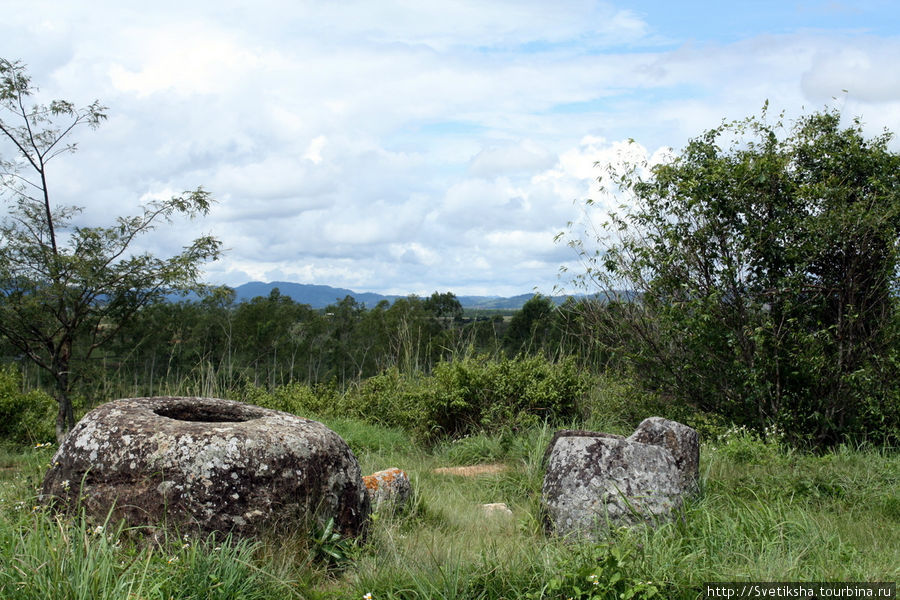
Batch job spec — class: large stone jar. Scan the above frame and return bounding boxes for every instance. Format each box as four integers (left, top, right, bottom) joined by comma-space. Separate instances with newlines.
42, 396, 371, 538
542, 417, 699, 540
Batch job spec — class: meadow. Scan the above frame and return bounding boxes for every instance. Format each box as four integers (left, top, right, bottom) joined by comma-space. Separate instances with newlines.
0, 377, 896, 600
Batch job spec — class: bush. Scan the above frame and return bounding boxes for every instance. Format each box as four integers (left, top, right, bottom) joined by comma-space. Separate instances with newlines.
234, 379, 339, 419
343, 355, 591, 441
712, 424, 784, 465
0, 364, 55, 444
426, 354, 589, 438
342, 368, 433, 433
240, 356, 591, 443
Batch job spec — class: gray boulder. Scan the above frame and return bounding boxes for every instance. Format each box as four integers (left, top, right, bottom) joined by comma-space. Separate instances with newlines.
542, 432, 686, 539
628, 417, 700, 492
41, 396, 371, 538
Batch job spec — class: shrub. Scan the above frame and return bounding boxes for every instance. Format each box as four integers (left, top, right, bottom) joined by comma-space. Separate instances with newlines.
235, 379, 339, 419
0, 364, 55, 444
713, 424, 784, 464
582, 375, 667, 432
342, 368, 431, 433
343, 355, 591, 441
425, 354, 589, 439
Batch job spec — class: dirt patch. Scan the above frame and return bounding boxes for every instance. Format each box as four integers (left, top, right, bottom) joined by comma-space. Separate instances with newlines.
432, 463, 509, 477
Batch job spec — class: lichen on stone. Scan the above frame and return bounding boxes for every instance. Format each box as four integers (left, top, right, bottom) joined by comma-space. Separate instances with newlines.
42, 396, 371, 540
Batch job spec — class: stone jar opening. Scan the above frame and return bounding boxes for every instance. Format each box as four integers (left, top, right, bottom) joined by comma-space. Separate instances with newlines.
153, 401, 264, 423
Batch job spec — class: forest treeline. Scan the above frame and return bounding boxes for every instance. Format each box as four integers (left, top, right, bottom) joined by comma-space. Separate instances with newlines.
1, 288, 605, 396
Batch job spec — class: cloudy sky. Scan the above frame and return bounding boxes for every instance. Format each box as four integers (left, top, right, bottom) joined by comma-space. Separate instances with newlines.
2, 1, 899, 296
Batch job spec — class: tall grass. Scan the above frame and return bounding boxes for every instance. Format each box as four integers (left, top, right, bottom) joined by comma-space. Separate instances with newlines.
1, 413, 897, 598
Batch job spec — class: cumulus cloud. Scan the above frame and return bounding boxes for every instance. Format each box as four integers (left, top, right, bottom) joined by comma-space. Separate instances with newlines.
801, 41, 900, 103
469, 140, 556, 177
107, 26, 268, 97
1, 1, 899, 295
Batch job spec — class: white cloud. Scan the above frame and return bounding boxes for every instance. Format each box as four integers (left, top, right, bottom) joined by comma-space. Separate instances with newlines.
296, 0, 649, 51
801, 41, 900, 103
2, 1, 899, 296
469, 140, 556, 177
303, 136, 327, 164
107, 25, 272, 97
389, 242, 439, 266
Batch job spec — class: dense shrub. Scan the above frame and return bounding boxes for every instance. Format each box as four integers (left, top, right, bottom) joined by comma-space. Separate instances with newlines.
342, 355, 591, 441
242, 380, 339, 417
342, 367, 430, 432
0, 364, 55, 444
426, 354, 588, 437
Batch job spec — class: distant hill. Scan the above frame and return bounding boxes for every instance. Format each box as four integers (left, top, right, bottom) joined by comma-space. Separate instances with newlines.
233, 281, 401, 308
231, 281, 585, 310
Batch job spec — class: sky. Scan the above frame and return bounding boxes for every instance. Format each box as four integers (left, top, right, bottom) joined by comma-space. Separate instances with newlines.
2, 0, 900, 297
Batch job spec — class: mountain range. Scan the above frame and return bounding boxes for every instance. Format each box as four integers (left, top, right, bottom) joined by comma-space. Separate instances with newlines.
230, 281, 579, 310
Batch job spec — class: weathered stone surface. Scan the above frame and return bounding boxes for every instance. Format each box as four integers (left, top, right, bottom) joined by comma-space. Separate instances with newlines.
41, 396, 370, 538
628, 417, 699, 492
541, 429, 625, 467
362, 467, 411, 513
542, 433, 684, 539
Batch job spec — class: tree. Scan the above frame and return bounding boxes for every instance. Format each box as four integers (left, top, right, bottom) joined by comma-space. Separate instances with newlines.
568, 106, 900, 447
0, 58, 221, 441
423, 291, 463, 322
503, 294, 555, 356
233, 288, 316, 387
325, 295, 367, 385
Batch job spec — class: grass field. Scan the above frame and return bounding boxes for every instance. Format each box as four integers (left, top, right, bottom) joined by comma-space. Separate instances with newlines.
0, 418, 897, 599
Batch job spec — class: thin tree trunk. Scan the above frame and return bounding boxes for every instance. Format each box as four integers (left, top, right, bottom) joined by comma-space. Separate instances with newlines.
54, 371, 75, 444
53, 341, 76, 442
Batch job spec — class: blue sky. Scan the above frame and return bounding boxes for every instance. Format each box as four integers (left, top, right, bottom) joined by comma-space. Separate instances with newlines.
628, 1, 898, 42
2, 0, 899, 296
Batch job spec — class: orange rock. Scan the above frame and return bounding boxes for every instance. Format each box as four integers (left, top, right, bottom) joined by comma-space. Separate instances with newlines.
362, 468, 410, 513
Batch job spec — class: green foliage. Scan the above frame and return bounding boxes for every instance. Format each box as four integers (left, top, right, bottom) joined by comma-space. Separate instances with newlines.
567, 106, 900, 448
247, 380, 338, 417
341, 355, 591, 441
0, 510, 292, 600
341, 367, 431, 433
423, 291, 464, 321
526, 544, 660, 600
503, 295, 557, 356
154, 534, 289, 600
323, 416, 413, 457
87, 289, 478, 398
309, 516, 356, 566
426, 354, 588, 439
711, 424, 784, 465
435, 432, 511, 466
0, 365, 54, 444
581, 375, 665, 433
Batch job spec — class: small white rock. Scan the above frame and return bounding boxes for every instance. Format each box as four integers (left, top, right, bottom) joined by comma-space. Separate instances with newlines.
480, 502, 513, 516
